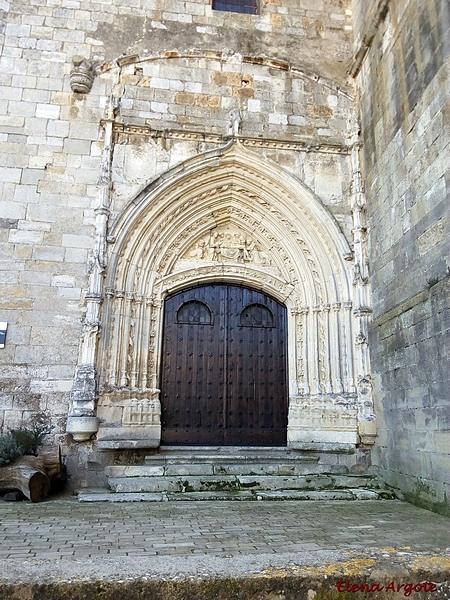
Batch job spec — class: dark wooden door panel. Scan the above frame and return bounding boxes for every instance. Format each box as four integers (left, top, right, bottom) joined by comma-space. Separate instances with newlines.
160, 284, 287, 446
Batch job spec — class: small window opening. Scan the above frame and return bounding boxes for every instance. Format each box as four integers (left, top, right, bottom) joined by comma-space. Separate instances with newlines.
239, 303, 274, 327
212, 0, 258, 15
177, 300, 212, 324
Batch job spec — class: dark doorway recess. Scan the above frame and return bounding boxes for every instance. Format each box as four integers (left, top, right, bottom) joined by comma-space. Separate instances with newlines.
160, 284, 288, 446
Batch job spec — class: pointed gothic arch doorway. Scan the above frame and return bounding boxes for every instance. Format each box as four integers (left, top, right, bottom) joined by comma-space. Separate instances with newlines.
160, 283, 288, 446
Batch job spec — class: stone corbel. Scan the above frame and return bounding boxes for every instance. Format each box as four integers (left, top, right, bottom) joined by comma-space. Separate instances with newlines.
66, 365, 100, 441
70, 56, 95, 93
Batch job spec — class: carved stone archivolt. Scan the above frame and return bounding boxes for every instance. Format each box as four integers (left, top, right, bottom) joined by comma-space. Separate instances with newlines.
95, 142, 369, 447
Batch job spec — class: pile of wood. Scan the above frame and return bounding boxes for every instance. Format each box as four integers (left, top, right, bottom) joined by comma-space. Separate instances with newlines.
0, 447, 67, 502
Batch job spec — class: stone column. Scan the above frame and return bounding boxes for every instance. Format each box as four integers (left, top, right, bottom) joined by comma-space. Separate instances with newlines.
343, 301, 355, 393
330, 302, 344, 393
300, 307, 310, 395
311, 305, 321, 394
67, 99, 115, 442
322, 303, 333, 393
349, 112, 376, 444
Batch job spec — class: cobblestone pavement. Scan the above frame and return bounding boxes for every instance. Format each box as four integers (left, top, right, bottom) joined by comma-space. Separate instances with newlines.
0, 498, 449, 585
0, 498, 449, 560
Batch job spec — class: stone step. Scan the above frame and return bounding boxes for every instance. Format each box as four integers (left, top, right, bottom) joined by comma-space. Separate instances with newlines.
78, 488, 394, 503
106, 462, 329, 478
107, 473, 379, 494
135, 446, 360, 476
144, 455, 319, 464
152, 444, 355, 455
106, 460, 362, 477
139, 446, 361, 475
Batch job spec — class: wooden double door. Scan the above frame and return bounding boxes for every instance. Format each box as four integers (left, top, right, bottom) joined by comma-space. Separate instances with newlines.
160, 284, 288, 446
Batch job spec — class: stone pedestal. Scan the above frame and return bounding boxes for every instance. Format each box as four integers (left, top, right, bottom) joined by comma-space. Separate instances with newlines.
66, 416, 100, 442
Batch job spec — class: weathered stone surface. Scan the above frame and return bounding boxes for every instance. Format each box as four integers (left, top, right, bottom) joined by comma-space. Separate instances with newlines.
354, 0, 450, 515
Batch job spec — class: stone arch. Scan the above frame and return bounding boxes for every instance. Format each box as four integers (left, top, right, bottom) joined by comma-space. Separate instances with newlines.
97, 142, 359, 448
99, 50, 353, 101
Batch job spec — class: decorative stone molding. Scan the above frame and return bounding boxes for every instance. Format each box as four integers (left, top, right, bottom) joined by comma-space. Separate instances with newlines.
70, 56, 95, 93
123, 397, 161, 427
349, 112, 376, 437
100, 49, 353, 99
106, 121, 349, 155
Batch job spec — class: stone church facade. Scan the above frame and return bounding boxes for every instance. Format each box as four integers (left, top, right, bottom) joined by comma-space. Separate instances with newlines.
0, 0, 448, 513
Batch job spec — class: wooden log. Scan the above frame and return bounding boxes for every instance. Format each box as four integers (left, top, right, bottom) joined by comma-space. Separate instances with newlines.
39, 446, 68, 493
0, 446, 66, 502
37, 446, 64, 479
0, 456, 50, 503
37, 446, 68, 493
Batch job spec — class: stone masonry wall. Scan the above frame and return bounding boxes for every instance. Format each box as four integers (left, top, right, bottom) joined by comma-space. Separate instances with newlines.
109, 54, 354, 228
354, 0, 450, 514
0, 0, 356, 485
371, 277, 450, 515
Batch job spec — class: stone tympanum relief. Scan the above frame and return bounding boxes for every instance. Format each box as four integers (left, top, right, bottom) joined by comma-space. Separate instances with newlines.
178, 225, 273, 269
